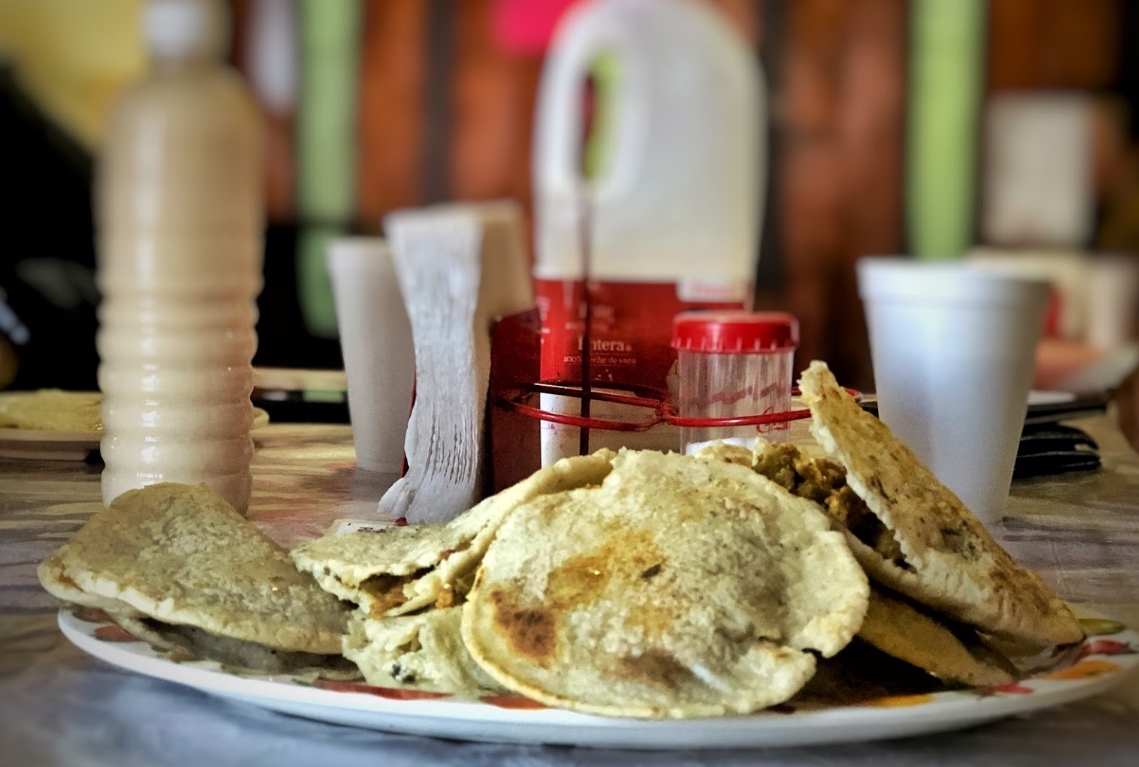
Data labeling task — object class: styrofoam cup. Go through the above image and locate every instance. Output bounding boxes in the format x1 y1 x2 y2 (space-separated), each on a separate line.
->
857 257 1051 527
326 238 415 472
1086 253 1139 350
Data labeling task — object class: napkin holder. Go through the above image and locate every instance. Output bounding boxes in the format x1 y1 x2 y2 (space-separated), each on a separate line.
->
486 308 543 494
485 308 860 497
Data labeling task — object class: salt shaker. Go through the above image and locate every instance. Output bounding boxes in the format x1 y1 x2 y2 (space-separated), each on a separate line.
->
671 311 799 454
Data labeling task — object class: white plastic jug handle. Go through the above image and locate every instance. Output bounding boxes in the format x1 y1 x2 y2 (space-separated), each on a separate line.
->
534 11 648 203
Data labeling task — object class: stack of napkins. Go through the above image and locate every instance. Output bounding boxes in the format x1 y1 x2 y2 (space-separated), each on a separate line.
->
378 201 534 523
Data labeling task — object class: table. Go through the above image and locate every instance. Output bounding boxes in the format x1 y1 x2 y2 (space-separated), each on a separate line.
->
2 419 1138 766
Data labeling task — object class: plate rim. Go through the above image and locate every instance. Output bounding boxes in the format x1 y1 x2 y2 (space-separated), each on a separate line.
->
56 607 1139 749
0 408 270 447
0 427 102 444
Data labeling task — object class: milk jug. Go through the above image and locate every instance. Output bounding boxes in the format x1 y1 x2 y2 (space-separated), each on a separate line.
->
96 0 264 512
532 0 764 462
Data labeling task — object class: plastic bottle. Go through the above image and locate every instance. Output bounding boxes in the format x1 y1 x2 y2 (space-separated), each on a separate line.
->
534 0 762 289
96 0 263 513
532 0 764 463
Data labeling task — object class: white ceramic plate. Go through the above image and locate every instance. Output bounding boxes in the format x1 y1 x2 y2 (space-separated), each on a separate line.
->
1026 391 1077 406
0 428 103 461
59 608 1139 750
0 408 270 461
860 391 1081 409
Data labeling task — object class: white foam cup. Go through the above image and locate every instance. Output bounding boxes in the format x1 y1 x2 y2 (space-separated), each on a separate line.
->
857 257 1051 526
326 237 415 472
1086 253 1139 350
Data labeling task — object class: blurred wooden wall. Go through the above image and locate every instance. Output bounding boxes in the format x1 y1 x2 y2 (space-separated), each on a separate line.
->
235 0 761 232
987 0 1120 91
356 0 427 227
773 0 906 391
230 0 1127 379
984 0 1123 253
441 0 758 259
772 0 1123 390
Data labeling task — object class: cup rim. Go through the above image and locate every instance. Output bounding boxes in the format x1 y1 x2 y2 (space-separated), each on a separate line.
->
857 256 1052 305
325 237 393 271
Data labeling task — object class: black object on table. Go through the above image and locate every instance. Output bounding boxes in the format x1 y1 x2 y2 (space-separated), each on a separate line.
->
859 391 1111 480
252 393 350 424
1014 423 1101 479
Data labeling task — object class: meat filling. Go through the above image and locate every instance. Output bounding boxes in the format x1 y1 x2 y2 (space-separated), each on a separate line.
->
360 569 429 617
751 442 905 566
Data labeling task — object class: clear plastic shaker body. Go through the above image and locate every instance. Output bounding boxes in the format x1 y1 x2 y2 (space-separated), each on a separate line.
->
671 312 799 455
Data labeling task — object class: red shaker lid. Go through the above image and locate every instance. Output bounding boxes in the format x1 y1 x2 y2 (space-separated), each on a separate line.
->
671 311 799 354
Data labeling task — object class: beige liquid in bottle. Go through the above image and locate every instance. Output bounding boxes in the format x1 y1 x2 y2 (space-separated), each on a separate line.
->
96 0 263 513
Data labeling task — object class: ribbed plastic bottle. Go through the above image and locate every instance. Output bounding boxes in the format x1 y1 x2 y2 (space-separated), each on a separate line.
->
96 0 263 513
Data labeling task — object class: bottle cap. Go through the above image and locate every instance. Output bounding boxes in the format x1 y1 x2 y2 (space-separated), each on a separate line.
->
671 311 799 354
144 0 229 60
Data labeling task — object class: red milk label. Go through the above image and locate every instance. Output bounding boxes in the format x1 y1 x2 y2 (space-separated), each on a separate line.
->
535 278 748 395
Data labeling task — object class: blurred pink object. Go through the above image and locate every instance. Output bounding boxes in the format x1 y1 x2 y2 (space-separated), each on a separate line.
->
1033 339 1108 390
492 0 581 54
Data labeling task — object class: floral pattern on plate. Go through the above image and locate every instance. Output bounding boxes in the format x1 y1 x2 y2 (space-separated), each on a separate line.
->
70 606 1139 715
